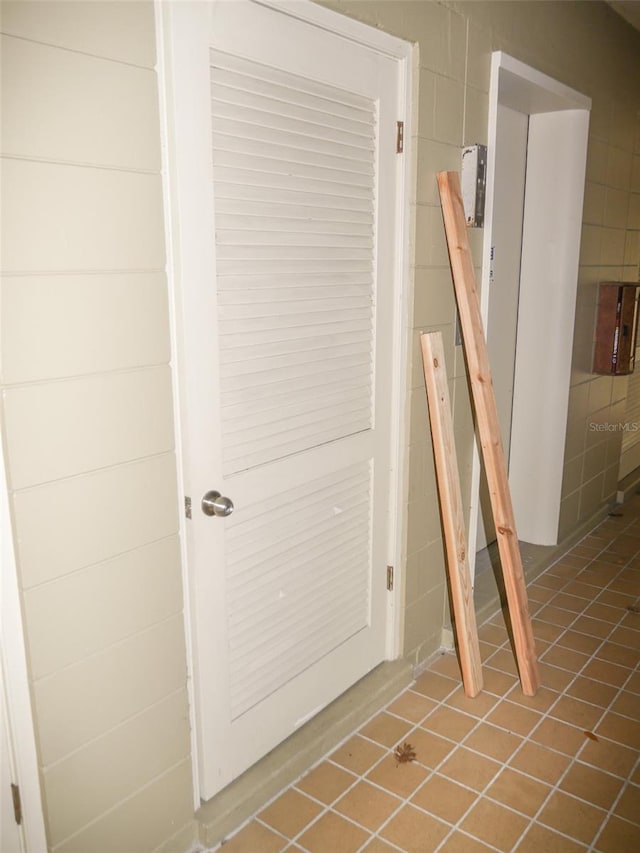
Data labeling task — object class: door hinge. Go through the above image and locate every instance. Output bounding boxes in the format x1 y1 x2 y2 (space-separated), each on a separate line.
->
184 496 192 519
386 565 394 591
11 783 22 825
396 121 404 154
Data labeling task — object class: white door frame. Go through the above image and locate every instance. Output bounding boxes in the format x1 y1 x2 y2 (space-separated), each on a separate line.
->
0 450 48 851
156 0 414 802
469 52 591 571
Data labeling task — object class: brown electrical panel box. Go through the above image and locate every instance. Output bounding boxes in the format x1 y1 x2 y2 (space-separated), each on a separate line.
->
593 282 640 375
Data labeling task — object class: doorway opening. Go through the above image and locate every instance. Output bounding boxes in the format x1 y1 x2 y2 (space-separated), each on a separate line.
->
470 52 591 578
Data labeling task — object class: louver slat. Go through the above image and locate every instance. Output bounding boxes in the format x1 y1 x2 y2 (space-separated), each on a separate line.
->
211 49 377 477
224 461 373 719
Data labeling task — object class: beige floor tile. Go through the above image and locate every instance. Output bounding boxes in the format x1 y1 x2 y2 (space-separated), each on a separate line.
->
559 761 624 810
379 804 449 852
295 761 356 805
409 727 456 768
596 711 640 749
592 813 640 852
625 671 640 694
412 671 458 702
608 625 640 648
485 648 519 676
566 676 618 707
515 822 587 852
438 831 495 852
527 584 557 604
579 734 638 778
509 741 571 785
365 754 430 799
546 561 581 579
421 705 477 741
486 767 551 817
552 593 592 613
595 641 639 668
549 694 604 730
221 820 287 852
584 602 626 623
359 712 414 748
610 691 640 720
537 661 575 691
460 797 528 851
531 619 566 643
463 722 522 762
439 746 501 791
531 716 588 756
334 780 401 832
556 629 602 655
487 700 541 736
386 690 435 724
596 589 637 609
329 735 386 776
360 839 398 852
258 789 322 839
411 773 477 823
482 667 519 697
536 604 578 628
613 783 640 824
479 640 499 661
571 615 615 639
541 644 590 671
429 652 462 680
506 685 560 713
582 658 631 687
477 622 509 646
445 687 499 718
535 573 567 591
538 790 606 845
297 811 369 853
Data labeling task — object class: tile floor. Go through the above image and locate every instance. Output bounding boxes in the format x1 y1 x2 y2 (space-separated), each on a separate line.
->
213 499 640 852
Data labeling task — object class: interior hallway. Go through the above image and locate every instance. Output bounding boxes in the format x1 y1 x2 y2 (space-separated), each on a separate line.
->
210 496 640 852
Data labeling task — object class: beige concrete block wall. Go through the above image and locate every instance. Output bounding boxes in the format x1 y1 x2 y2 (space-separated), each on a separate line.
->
0 2 194 850
321 0 640 665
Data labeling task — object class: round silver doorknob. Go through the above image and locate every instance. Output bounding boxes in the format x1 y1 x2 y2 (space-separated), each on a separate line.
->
201 490 234 517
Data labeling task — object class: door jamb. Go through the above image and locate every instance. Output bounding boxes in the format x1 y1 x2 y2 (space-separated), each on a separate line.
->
0 447 48 851
469 52 591 575
156 0 414 802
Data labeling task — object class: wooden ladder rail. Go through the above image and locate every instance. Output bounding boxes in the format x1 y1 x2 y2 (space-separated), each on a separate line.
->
436 170 540 696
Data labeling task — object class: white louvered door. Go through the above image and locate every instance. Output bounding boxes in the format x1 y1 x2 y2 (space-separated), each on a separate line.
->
166 0 404 798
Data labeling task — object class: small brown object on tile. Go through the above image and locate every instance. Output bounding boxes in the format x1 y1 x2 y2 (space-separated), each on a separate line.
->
393 742 417 765
584 731 599 742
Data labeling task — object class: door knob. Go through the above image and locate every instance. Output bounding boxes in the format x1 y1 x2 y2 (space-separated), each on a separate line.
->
201 490 234 517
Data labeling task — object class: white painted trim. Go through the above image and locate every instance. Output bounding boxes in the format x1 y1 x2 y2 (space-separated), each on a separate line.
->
0 452 47 851
154 0 200 809
509 107 590 545
470 52 591 572
385 47 414 661
254 0 413 57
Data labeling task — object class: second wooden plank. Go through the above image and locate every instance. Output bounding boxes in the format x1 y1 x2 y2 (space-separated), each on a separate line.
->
421 331 483 698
